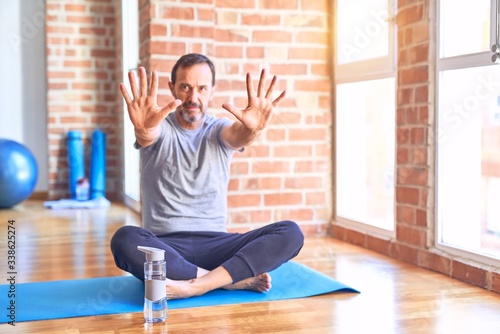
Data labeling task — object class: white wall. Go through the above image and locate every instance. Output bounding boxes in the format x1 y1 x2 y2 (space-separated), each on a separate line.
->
0 0 48 192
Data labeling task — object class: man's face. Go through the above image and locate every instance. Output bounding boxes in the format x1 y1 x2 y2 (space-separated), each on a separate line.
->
169 63 216 126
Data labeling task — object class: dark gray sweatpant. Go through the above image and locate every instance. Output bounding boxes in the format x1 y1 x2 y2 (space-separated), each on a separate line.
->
110 220 304 283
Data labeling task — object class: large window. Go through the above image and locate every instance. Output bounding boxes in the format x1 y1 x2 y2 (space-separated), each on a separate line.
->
334 0 397 233
437 0 500 261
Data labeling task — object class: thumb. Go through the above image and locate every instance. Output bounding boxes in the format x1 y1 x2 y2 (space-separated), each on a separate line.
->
160 99 182 117
222 103 243 121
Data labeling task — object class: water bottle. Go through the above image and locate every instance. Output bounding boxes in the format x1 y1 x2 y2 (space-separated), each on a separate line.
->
137 246 167 323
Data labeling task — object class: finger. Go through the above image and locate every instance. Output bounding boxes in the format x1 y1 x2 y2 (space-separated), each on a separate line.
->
257 69 266 97
265 75 277 99
222 103 243 122
149 70 158 99
246 72 255 101
128 71 139 98
119 83 133 105
271 90 286 107
139 67 148 97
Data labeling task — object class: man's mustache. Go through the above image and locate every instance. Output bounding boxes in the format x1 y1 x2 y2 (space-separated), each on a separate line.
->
182 102 202 109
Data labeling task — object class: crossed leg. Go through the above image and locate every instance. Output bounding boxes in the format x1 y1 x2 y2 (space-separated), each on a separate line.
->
110 221 303 300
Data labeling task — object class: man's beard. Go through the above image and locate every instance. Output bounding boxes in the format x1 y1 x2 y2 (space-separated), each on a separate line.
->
179 102 205 123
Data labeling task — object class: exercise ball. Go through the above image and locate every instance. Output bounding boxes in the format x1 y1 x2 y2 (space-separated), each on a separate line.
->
0 139 38 208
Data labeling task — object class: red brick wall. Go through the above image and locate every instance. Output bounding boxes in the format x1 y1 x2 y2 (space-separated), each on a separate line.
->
330 0 500 294
139 0 332 234
45 0 121 200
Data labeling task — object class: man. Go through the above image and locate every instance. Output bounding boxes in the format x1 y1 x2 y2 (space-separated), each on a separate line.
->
111 53 304 299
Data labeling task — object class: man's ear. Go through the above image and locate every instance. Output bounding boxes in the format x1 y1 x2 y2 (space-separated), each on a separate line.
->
168 81 176 98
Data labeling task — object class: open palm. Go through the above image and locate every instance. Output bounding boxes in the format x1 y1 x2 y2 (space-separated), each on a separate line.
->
120 67 181 132
222 69 286 132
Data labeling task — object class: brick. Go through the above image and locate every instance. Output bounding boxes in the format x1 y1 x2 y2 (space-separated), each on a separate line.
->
366 235 391 256
305 192 326 205
270 64 308 75
343 228 366 247
408 147 427 165
414 85 428 105
161 6 195 20
410 127 425 144
247 46 265 58
252 161 291 174
451 261 488 288
397 166 428 187
396 224 426 247
400 65 428 85
252 30 292 43
397 147 409 164
391 242 418 264
289 128 327 141
289 47 328 60
67 16 95 24
63 60 92 68
397 128 410 144
264 192 302 206
250 210 273 223
276 208 314 221
418 250 451 275
228 194 261 207
294 160 329 173
259 0 298 10
65 4 86 12
241 14 280 26
242 177 281 190
492 272 500 294
216 29 250 42
294 79 331 92
301 0 328 12
397 205 416 225
238 145 270 158
397 4 424 26
284 176 322 189
396 186 420 205
216 0 256 9
274 145 313 158
284 14 325 28
198 8 215 21
214 45 244 58
416 209 427 227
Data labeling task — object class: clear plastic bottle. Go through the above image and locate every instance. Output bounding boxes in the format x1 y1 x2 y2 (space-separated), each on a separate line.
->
138 246 167 323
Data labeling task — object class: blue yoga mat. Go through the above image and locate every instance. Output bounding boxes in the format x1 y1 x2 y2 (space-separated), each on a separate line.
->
0 261 358 323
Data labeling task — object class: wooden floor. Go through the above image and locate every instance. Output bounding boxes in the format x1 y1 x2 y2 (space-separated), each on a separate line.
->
1 201 500 333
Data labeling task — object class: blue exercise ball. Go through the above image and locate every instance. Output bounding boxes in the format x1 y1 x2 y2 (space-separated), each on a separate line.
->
0 139 38 208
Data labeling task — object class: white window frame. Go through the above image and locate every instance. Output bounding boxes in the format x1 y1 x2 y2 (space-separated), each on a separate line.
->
333 0 398 237
435 0 500 266
122 0 141 213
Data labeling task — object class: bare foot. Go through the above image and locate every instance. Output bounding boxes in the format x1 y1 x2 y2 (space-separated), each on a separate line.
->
222 273 272 293
165 278 203 300
165 273 272 299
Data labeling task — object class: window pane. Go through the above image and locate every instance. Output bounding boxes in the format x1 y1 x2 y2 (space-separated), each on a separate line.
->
336 78 395 230
439 0 490 58
437 65 500 258
336 0 390 64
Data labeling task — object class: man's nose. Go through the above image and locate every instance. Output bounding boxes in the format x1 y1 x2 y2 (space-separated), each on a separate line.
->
186 89 200 103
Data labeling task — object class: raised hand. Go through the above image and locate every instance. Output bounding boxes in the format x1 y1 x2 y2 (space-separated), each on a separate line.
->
222 69 286 133
120 67 181 142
